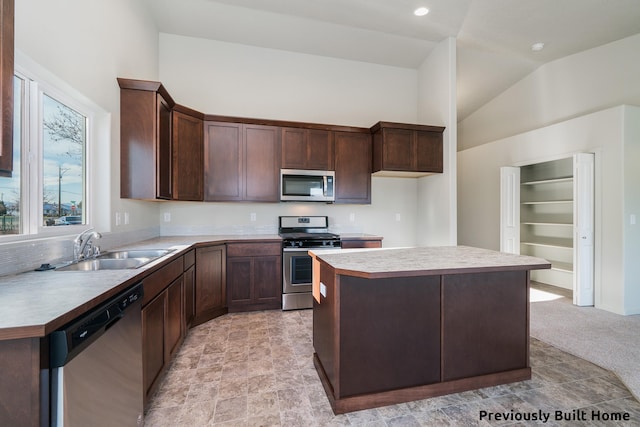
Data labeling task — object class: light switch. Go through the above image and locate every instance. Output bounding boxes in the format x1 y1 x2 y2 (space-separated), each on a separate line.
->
631 214 636 225
320 282 327 298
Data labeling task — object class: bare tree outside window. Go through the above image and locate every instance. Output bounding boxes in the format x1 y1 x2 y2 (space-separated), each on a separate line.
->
42 95 87 227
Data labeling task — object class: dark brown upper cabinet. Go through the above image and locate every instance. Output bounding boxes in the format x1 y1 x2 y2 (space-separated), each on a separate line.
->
371 121 445 177
334 131 372 204
172 105 204 201
281 127 333 171
204 121 280 202
0 0 14 177
118 78 175 200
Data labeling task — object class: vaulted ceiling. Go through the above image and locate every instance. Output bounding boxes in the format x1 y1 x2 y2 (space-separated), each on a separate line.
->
142 0 640 120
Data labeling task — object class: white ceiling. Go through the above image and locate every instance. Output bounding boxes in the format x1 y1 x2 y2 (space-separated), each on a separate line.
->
142 0 640 120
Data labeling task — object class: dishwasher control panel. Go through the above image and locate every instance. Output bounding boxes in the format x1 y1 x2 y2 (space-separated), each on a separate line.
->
49 282 143 367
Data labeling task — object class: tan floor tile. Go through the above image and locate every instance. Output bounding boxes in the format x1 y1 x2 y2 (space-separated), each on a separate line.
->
145 311 640 427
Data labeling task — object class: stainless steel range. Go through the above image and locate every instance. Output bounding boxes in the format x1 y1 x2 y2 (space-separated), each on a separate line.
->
279 216 341 310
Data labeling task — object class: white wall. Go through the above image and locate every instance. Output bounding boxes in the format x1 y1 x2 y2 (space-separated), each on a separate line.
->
159 34 418 127
458 106 640 315
157 33 444 247
416 37 457 246
459 34 640 151
623 107 640 314
15 0 161 235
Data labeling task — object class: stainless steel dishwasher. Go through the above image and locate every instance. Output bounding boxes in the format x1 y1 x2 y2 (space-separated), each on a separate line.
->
49 282 144 426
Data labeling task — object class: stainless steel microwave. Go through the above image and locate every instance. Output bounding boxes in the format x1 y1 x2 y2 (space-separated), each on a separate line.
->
280 169 335 202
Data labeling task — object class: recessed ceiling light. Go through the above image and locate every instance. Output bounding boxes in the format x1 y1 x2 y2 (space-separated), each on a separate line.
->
531 42 545 51
414 7 429 16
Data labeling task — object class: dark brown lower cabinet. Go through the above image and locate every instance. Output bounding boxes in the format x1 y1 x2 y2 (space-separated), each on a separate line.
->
183 251 196 330
340 239 382 249
183 265 196 335
0 338 44 427
226 242 282 312
165 277 184 359
141 257 184 407
194 245 227 325
142 291 166 405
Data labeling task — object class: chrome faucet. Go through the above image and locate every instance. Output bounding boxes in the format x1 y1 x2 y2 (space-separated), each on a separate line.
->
74 228 102 262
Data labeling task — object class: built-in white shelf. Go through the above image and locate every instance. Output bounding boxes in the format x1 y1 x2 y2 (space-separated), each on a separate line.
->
521 200 573 205
519 157 575 290
522 222 573 226
551 262 573 273
521 177 573 186
521 239 572 249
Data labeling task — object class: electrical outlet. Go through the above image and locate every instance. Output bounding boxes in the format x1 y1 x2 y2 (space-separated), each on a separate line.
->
124 212 130 225
115 212 121 226
395 213 401 222
163 212 171 222
250 212 257 222
349 213 355 222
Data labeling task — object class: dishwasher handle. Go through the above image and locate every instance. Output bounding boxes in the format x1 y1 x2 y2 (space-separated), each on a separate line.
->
50 282 143 368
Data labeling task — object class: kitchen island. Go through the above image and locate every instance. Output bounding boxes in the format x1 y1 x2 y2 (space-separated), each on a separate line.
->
309 246 551 414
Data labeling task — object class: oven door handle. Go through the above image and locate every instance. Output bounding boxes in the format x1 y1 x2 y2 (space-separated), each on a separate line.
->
282 248 311 253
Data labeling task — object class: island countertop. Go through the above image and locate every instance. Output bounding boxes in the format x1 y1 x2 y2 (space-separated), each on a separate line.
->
309 245 551 279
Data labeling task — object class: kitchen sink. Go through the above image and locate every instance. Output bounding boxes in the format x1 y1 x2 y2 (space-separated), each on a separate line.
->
56 258 150 271
56 249 175 271
98 249 174 259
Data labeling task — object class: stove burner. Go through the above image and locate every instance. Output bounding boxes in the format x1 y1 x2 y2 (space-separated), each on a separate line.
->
278 216 341 249
279 232 339 240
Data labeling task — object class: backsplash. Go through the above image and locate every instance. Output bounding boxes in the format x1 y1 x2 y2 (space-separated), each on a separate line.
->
0 227 159 277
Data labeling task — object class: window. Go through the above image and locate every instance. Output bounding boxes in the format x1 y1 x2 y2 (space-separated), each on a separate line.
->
0 68 90 237
41 94 87 228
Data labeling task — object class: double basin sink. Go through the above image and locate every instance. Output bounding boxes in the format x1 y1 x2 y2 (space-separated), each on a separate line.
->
56 249 175 271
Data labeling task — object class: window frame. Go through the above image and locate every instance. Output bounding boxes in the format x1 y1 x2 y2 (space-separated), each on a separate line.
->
0 60 97 241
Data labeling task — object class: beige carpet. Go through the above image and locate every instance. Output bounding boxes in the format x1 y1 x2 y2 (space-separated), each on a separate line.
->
530 283 640 400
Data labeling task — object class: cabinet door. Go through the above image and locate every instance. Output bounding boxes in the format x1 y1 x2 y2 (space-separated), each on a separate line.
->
172 110 203 201
334 132 372 204
194 245 227 325
416 131 443 173
184 264 195 329
244 124 280 201
227 255 282 311
307 130 333 170
204 122 243 201
253 255 281 304
156 94 173 199
227 257 252 306
0 0 13 177
142 292 166 401
165 276 184 361
381 128 414 171
281 128 307 169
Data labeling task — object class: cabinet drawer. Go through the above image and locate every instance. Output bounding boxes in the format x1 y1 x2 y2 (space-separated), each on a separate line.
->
226 242 281 257
183 249 195 270
341 239 382 249
143 257 184 306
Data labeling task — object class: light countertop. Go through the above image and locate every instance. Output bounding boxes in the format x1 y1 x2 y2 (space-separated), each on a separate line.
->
0 234 281 340
310 245 551 279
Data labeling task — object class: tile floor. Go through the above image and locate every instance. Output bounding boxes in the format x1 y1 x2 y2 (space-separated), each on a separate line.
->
144 309 640 426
